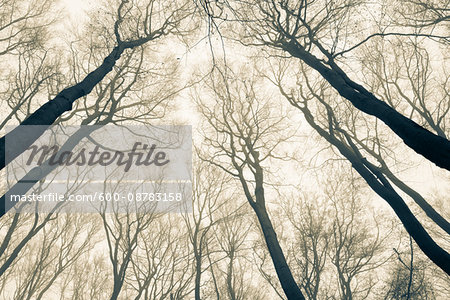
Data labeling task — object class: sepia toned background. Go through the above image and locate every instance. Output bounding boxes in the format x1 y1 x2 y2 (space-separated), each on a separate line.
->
0 0 449 299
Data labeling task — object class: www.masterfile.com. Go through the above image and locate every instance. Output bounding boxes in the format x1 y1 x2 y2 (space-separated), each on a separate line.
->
8 192 184 202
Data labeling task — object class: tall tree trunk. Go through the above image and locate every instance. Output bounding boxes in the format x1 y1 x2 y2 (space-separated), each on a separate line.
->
282 40 450 171
251 200 305 300
297 105 450 275
0 46 124 171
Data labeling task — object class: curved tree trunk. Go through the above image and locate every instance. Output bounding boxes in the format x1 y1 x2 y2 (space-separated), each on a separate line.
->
296 104 450 275
0 46 124 171
282 40 450 171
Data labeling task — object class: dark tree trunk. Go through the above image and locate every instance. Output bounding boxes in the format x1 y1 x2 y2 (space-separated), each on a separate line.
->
297 106 450 275
247 178 305 300
252 203 305 299
282 40 450 171
0 46 125 171
194 248 202 300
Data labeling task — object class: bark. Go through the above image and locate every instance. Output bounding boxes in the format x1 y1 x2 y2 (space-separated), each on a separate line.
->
347 132 450 235
281 40 450 171
244 167 304 299
251 200 305 300
0 46 124 171
110 285 123 300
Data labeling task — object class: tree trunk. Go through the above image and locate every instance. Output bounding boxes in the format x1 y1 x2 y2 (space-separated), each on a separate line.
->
385 169 450 235
295 105 450 275
0 46 124 171
282 40 450 171
252 201 305 300
194 251 202 300
1 126 98 216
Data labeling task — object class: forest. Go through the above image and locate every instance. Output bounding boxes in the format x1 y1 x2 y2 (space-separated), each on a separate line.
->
0 0 449 299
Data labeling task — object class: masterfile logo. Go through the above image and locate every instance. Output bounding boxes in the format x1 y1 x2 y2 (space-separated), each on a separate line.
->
26 142 170 172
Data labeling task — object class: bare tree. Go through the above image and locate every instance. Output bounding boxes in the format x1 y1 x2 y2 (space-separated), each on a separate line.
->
196 64 305 299
0 47 63 130
208 197 259 300
200 0 450 167
268 56 450 275
100 196 160 300
274 166 391 300
0 0 194 171
395 0 450 28
62 254 112 300
278 190 330 300
0 0 56 57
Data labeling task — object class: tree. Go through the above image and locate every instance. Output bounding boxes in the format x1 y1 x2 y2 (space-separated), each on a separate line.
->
197 0 450 275
100 205 158 300
212 0 450 170
183 158 231 300
267 56 450 274
0 0 194 171
125 214 194 299
196 64 305 299
325 173 387 300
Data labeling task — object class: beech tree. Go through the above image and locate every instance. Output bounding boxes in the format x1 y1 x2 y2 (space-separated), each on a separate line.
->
383 236 436 300
183 158 231 300
196 64 305 299
0 0 186 216
0 0 194 171
241 0 450 170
